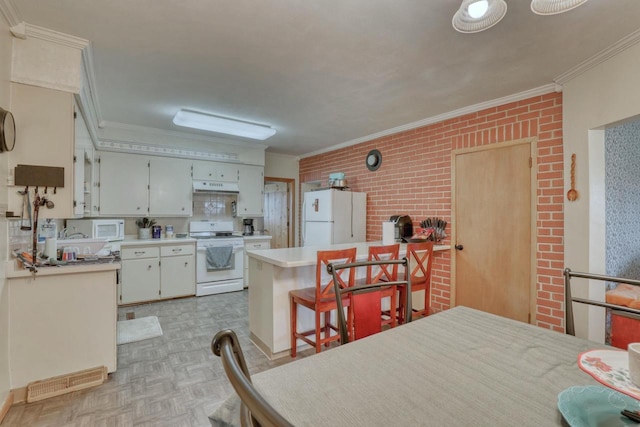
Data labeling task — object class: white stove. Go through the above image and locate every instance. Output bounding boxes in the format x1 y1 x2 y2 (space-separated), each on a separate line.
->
190 221 244 296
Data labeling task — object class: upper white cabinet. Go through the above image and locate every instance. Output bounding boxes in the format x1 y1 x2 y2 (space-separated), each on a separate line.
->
8 83 75 218
97 152 193 216
98 152 150 216
237 164 264 217
192 160 238 182
149 157 192 216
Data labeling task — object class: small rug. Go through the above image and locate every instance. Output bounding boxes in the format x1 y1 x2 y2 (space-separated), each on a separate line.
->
117 316 163 345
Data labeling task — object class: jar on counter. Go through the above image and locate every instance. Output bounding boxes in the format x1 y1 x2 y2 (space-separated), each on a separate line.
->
165 225 174 238
152 225 162 239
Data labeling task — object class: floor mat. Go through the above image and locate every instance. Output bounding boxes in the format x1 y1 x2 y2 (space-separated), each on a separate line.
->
117 316 163 345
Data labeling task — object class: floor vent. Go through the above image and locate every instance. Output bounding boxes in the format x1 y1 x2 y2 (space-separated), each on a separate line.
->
26 366 107 403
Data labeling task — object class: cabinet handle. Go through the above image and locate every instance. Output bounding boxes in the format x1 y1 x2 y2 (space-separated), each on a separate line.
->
254 244 262 248
137 206 141 210
172 248 182 253
147 265 152 270
184 262 188 267
134 251 146 255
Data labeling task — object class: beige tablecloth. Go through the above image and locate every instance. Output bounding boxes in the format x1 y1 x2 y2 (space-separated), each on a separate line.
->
210 306 606 426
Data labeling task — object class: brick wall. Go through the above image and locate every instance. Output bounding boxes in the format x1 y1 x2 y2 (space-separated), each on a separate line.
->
299 92 565 330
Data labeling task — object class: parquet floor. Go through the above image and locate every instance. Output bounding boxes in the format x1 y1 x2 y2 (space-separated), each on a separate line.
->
3 290 307 427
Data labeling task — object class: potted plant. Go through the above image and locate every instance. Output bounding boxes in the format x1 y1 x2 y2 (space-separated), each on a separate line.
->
136 217 156 239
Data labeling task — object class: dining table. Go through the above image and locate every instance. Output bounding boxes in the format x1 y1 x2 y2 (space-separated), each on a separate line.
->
210 306 611 426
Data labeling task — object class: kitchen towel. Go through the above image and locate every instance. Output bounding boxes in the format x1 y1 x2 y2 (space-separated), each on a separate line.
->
382 221 395 245
206 246 233 270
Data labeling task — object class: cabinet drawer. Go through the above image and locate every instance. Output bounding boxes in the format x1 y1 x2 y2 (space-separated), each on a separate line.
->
161 245 194 257
121 247 160 260
245 241 270 250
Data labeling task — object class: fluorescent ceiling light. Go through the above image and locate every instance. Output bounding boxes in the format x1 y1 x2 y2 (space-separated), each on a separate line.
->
452 0 507 33
173 109 276 140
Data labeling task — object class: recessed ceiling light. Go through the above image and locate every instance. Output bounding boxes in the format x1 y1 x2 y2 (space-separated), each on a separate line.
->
452 0 507 33
173 109 276 140
531 0 589 15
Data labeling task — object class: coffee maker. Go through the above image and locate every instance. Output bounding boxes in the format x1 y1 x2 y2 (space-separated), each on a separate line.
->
243 219 254 236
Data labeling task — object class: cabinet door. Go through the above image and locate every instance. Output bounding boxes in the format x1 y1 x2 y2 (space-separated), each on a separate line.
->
243 239 271 287
73 147 85 217
237 165 264 217
161 254 195 298
192 160 238 182
98 152 149 216
149 157 193 216
120 257 160 304
8 83 75 218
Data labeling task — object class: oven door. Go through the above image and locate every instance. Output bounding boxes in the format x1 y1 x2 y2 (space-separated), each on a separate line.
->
196 243 244 283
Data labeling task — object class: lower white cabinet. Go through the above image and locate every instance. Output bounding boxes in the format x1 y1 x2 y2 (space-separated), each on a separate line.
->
160 244 196 298
243 237 271 288
120 246 160 304
119 242 195 305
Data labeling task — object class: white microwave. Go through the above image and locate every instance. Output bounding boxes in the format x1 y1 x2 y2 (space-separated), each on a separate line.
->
65 219 125 241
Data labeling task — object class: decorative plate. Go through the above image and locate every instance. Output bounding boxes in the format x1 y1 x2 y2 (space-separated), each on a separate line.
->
558 385 640 427
578 349 640 400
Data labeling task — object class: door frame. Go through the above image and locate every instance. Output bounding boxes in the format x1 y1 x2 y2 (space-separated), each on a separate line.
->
450 137 538 324
264 176 295 248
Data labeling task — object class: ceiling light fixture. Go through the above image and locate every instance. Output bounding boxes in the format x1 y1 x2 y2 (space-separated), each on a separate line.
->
173 109 276 140
530 0 589 15
452 0 507 33
453 0 589 33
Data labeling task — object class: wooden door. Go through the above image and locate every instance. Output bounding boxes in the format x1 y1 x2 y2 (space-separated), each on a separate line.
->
453 141 533 323
264 180 293 248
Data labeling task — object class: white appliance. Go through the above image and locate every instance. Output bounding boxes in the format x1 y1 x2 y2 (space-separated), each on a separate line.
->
303 189 366 246
65 219 125 241
190 220 244 296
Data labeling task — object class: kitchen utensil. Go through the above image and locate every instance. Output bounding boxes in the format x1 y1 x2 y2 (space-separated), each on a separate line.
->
567 153 578 201
18 188 31 230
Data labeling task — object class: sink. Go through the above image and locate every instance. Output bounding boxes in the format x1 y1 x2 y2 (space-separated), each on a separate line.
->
56 238 108 255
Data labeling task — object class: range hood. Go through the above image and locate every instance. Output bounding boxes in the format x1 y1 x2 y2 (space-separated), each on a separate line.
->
193 181 240 194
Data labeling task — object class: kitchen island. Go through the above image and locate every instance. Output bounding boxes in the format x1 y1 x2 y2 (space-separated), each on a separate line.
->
246 241 449 359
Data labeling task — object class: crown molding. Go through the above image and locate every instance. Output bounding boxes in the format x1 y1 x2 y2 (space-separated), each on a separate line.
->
95 139 242 162
555 28 640 86
21 23 88 49
300 83 556 159
0 0 21 27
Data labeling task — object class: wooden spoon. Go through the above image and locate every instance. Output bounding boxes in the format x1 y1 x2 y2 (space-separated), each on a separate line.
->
567 153 578 201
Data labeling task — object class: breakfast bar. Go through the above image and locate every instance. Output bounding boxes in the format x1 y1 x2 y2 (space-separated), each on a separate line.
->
246 241 449 358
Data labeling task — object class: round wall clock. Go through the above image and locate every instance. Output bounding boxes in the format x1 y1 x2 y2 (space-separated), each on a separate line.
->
365 149 382 171
0 108 15 152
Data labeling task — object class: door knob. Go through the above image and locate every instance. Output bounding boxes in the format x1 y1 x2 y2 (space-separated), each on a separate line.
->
455 244 464 251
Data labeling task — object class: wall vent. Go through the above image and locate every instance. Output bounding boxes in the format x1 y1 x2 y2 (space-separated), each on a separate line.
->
26 366 107 403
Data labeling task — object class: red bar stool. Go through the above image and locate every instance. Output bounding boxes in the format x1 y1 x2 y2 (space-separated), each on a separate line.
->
288 248 357 357
367 244 400 328
398 241 434 323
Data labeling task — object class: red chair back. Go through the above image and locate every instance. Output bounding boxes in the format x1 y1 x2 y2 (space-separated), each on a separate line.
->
406 241 434 285
316 248 357 301
367 244 400 283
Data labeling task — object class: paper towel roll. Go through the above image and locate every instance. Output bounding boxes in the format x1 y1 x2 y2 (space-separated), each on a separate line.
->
382 222 395 245
44 237 57 259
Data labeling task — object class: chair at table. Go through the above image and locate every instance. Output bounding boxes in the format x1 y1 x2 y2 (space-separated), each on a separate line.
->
367 244 400 328
398 241 434 323
329 258 412 344
289 248 357 357
211 329 294 427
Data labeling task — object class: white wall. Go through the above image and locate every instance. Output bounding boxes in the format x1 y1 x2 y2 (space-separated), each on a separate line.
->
563 41 640 341
264 152 299 245
0 12 14 407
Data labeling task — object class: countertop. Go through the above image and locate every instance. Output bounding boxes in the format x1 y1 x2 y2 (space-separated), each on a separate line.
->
6 259 120 278
243 235 272 241
118 236 196 247
246 241 450 268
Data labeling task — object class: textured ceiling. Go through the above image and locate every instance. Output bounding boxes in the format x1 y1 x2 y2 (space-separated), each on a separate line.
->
10 0 640 156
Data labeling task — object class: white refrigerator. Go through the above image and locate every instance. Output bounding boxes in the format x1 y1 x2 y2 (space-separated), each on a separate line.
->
303 189 366 246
